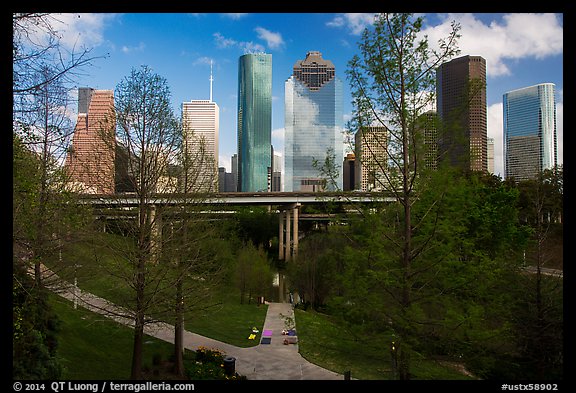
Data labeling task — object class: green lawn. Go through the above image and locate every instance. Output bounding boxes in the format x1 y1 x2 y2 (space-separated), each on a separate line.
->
48 231 474 380
48 231 268 348
182 290 268 347
295 308 474 380
51 293 174 380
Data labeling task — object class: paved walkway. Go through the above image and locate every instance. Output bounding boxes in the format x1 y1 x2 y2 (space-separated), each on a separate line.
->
40 265 344 380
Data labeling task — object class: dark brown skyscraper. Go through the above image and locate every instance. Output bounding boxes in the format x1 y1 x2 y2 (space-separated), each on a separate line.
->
436 55 487 172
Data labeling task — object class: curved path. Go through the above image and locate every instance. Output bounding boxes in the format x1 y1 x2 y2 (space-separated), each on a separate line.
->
40 265 343 380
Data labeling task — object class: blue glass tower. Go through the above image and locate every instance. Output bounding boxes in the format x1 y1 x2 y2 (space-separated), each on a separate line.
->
503 83 557 181
237 53 272 192
284 51 343 191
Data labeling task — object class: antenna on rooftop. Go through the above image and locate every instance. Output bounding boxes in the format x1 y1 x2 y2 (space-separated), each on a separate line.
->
209 59 214 102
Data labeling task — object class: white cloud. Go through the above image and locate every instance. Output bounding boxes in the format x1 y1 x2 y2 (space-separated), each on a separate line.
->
326 13 377 35
222 13 249 20
121 42 145 54
255 27 284 50
219 155 231 172
193 56 214 66
272 127 285 143
213 32 265 53
213 32 237 49
421 13 563 77
52 13 117 51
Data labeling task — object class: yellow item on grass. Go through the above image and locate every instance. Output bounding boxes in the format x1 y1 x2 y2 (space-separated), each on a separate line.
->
248 334 256 340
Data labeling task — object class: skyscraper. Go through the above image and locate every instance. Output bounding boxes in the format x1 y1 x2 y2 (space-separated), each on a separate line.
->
343 152 356 191
487 137 495 174
503 83 557 181
271 146 282 192
436 55 487 172
65 88 115 194
284 51 344 191
181 99 219 192
237 53 272 192
355 126 387 191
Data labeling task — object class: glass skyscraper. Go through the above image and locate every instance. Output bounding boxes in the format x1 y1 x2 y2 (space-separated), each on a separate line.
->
237 53 272 192
503 83 557 181
284 51 344 191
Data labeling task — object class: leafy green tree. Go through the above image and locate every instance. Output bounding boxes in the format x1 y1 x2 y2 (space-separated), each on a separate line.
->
346 13 461 379
13 136 63 379
510 167 563 379
287 231 348 309
13 69 90 379
13 262 62 379
12 13 102 380
516 165 563 226
234 242 273 304
333 167 530 379
233 207 278 252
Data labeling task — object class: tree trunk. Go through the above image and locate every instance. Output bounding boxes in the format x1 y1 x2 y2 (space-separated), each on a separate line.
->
131 218 147 380
399 347 410 380
174 280 184 377
130 312 145 379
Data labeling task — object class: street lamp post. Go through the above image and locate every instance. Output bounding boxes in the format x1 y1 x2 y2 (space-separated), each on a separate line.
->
74 263 82 309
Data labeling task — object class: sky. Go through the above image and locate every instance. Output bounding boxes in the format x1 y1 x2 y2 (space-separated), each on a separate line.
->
49 12 563 179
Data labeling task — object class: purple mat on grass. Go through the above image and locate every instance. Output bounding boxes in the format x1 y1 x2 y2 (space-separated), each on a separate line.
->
262 329 273 336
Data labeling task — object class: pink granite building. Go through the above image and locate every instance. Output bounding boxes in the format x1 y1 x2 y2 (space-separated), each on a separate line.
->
65 88 116 194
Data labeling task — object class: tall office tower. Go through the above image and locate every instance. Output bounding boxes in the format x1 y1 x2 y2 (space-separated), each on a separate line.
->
181 99 219 192
237 53 272 192
284 51 344 191
503 83 557 181
415 110 439 171
343 152 356 191
65 88 115 194
271 146 282 192
231 154 238 192
487 137 495 174
355 126 387 192
436 55 488 172
218 167 236 192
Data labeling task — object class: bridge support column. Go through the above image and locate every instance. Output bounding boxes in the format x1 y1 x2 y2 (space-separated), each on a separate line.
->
285 208 291 261
277 204 300 303
278 211 285 260
293 204 299 258
278 203 301 262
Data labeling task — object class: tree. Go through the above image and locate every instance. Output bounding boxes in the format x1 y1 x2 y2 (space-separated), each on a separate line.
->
13 13 105 117
287 231 348 309
333 168 530 378
85 65 226 378
510 167 563 379
162 215 229 376
346 13 461 379
14 64 83 287
111 65 182 379
13 136 64 379
12 12 102 380
234 242 273 305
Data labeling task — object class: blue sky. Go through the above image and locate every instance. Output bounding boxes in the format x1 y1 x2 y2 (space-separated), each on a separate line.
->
52 12 563 178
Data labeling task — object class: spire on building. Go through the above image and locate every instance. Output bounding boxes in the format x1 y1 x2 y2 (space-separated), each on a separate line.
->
209 59 214 102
